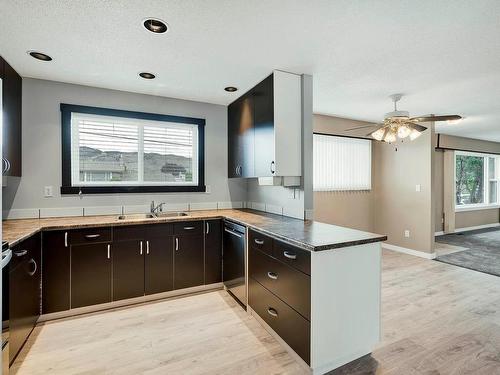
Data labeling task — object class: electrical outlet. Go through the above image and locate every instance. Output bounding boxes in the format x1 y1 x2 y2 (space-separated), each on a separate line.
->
404 230 410 238
44 186 53 197
415 184 421 192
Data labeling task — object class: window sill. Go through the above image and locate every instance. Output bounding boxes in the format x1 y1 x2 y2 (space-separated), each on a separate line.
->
455 204 500 213
61 185 206 194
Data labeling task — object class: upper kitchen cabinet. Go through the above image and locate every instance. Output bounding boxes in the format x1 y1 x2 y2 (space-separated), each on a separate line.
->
227 93 255 178
1 56 22 177
228 70 302 179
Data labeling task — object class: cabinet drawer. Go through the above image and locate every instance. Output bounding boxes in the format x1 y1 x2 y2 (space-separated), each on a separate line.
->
146 223 173 238
249 278 310 365
174 221 203 236
248 229 273 255
249 247 310 320
273 240 311 276
68 227 111 245
113 225 145 241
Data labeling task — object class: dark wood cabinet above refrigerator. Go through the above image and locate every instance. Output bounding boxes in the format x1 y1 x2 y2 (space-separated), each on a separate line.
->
227 71 302 180
1 55 22 177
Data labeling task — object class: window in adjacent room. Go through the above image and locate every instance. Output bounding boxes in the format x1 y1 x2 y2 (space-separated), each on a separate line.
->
313 134 372 191
60 104 205 194
455 151 500 209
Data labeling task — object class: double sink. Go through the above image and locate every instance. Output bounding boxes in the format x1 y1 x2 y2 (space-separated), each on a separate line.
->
117 212 189 220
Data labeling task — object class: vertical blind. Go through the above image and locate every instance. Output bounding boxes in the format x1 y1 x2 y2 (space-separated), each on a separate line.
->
313 134 371 191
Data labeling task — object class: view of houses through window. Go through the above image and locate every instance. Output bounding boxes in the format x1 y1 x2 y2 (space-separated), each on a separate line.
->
71 113 198 187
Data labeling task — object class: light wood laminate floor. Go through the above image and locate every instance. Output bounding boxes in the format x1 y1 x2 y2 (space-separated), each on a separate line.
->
12 250 500 375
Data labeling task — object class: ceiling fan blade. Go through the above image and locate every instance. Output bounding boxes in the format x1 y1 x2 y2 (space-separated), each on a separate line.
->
365 125 386 137
410 115 462 122
343 125 379 132
406 122 427 132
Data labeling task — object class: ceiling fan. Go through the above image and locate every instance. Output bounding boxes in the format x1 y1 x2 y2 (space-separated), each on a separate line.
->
345 94 462 143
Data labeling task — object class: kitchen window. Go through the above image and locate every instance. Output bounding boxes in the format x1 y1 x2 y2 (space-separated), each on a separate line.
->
313 134 372 191
61 104 205 194
455 151 500 210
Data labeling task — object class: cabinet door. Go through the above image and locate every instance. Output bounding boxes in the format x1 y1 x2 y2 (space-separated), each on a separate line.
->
145 237 173 295
174 235 204 290
71 243 111 308
9 233 41 364
42 231 70 313
204 220 222 284
227 93 255 178
253 74 275 177
2 58 22 177
113 240 145 301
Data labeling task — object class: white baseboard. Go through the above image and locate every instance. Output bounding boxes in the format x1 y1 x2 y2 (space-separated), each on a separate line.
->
435 231 445 236
454 222 500 233
382 243 436 260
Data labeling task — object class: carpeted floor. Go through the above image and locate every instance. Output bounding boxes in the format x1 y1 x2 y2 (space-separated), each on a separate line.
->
435 227 500 277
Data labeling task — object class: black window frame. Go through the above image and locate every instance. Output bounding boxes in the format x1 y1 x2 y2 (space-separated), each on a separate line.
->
60 103 205 194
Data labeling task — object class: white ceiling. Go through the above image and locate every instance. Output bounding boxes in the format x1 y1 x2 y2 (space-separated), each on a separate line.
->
1 0 500 141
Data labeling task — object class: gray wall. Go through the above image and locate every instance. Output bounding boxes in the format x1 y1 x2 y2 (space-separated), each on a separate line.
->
3 78 246 216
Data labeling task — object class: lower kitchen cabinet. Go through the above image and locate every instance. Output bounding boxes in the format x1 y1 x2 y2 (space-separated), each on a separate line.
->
112 239 145 301
204 219 222 284
9 232 41 364
174 234 204 290
42 231 70 314
71 242 112 308
145 237 174 295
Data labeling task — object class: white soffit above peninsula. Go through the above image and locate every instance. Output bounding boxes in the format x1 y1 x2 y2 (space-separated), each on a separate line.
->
1 0 500 141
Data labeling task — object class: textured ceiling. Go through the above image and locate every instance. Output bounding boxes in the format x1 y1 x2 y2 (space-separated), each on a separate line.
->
1 0 500 141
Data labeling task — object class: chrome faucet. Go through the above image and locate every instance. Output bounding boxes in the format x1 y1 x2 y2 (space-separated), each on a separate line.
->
150 201 165 214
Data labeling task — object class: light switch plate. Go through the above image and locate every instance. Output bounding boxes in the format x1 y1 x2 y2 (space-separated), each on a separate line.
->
44 186 53 197
205 185 211 194
415 184 421 192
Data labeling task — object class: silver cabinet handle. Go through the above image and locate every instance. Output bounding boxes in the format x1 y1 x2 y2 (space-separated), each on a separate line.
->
85 234 101 239
146 240 149 255
28 259 37 276
175 237 179 251
65 232 68 247
283 251 297 260
183 226 195 230
107 244 111 259
14 250 27 257
224 228 242 238
140 241 143 255
267 308 278 318
267 272 278 280
270 160 275 174
254 239 264 245
206 222 210 234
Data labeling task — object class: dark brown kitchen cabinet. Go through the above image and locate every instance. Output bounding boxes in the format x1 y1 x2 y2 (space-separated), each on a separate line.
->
253 74 275 177
112 239 145 301
227 92 255 178
42 231 70 314
145 224 174 295
204 219 222 284
9 233 41 364
71 242 112 308
174 230 204 290
2 56 22 177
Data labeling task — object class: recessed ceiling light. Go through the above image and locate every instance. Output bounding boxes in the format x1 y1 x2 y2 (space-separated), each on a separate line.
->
27 51 52 61
143 18 168 34
224 86 238 92
139 72 156 79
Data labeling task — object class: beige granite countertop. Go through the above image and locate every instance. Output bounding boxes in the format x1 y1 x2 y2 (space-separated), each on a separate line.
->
3 209 386 251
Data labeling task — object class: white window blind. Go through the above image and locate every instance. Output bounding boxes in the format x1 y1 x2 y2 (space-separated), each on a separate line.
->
313 134 371 191
70 113 198 186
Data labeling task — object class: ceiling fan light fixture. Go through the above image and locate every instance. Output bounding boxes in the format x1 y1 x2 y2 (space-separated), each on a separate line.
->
371 128 385 141
397 125 411 139
384 130 397 143
409 129 422 141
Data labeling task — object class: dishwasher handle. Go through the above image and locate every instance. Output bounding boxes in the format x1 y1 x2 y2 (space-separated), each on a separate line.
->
224 227 243 238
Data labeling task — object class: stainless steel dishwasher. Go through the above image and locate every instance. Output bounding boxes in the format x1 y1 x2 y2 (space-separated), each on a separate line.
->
222 220 246 308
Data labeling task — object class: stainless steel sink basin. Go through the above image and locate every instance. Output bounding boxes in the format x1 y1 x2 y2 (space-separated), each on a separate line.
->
117 213 156 220
154 212 189 218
